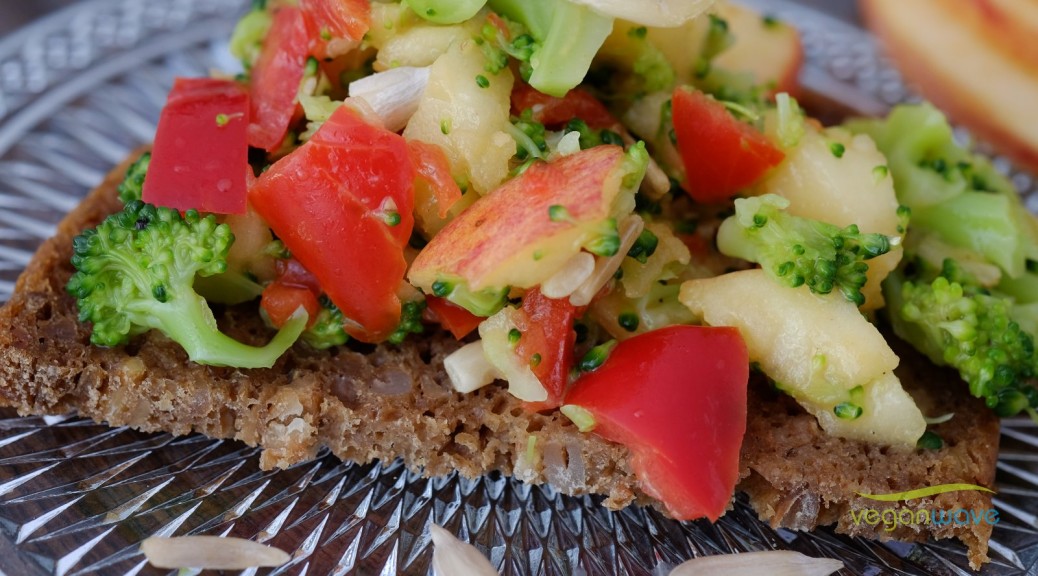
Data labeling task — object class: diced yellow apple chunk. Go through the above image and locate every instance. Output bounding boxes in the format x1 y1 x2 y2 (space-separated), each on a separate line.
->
713 2 803 95
680 269 924 447
479 307 547 402
403 41 515 195
814 372 927 447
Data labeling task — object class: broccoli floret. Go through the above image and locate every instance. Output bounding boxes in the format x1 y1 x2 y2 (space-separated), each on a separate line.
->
388 299 428 344
884 266 1038 418
717 194 894 306
848 104 1016 208
67 200 307 368
117 152 150 204
687 15 771 109
302 295 349 350
487 0 613 96
847 103 1032 277
476 15 537 76
304 291 426 350
857 104 1038 419
629 35 675 94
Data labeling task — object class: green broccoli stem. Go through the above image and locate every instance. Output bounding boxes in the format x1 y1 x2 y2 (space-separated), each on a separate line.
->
138 294 308 368
488 0 613 97
846 103 1032 278
488 0 554 39
998 270 1038 304
1015 302 1038 341
715 216 756 263
406 0 488 24
193 272 264 306
528 1 612 97
912 192 1028 278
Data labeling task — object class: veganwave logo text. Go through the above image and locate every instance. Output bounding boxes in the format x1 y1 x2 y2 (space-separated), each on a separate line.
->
848 483 998 532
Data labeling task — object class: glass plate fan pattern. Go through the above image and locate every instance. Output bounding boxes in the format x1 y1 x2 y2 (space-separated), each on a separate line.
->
0 1 1036 574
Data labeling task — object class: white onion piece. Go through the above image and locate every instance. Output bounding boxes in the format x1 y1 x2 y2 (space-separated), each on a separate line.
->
444 340 499 393
342 96 386 128
555 130 583 157
349 66 431 132
430 524 499 576
541 251 597 298
569 215 645 306
641 156 671 198
140 536 290 570
924 412 955 425
568 0 715 27
668 551 843 576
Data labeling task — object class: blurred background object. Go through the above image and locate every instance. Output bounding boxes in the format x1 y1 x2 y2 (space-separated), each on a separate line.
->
0 0 860 37
862 0 1038 174
0 1 79 36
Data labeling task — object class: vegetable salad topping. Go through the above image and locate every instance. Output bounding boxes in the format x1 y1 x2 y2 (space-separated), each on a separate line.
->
66 0 1038 520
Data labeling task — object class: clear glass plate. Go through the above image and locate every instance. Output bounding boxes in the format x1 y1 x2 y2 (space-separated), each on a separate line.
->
0 1 1036 575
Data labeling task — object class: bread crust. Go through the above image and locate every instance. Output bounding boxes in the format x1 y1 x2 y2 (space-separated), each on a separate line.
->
0 153 999 568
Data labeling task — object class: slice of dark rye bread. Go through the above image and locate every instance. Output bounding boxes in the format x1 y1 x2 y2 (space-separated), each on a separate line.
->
0 153 1000 569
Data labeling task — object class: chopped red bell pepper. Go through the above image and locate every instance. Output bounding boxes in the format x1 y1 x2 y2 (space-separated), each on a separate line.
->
672 86 784 204
274 257 323 294
299 0 371 60
249 105 415 343
426 296 483 340
248 6 308 152
514 288 581 411
511 82 617 130
143 77 250 214
407 140 462 218
564 325 749 521
261 283 320 328
260 258 322 328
